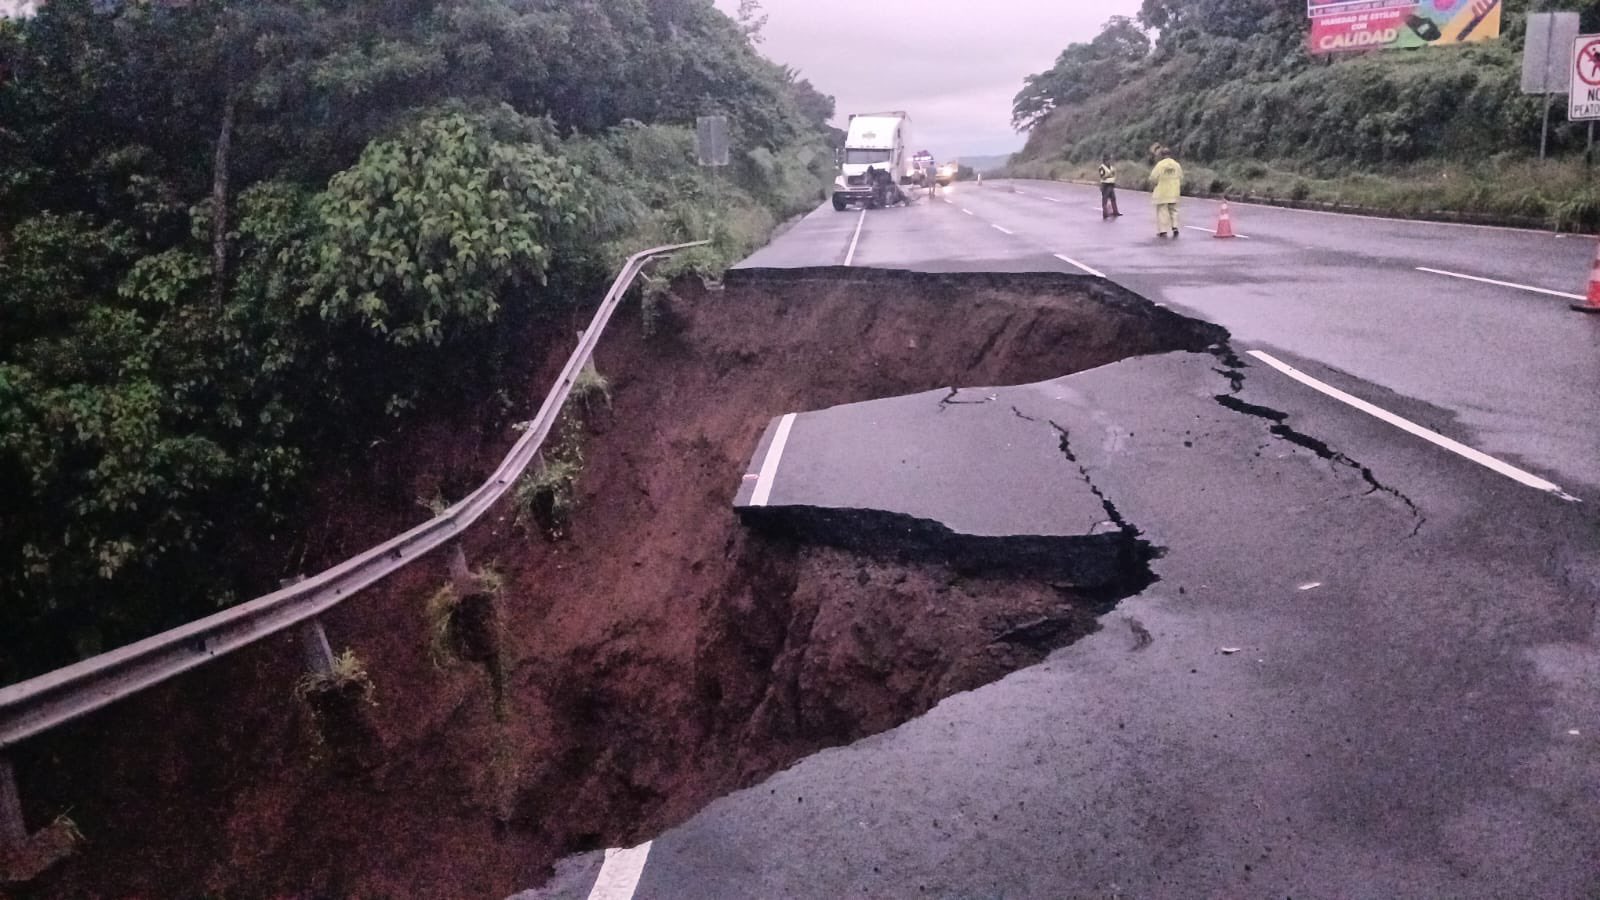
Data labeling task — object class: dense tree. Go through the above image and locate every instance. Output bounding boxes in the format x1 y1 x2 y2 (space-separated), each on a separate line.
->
1011 16 1150 130
0 0 834 681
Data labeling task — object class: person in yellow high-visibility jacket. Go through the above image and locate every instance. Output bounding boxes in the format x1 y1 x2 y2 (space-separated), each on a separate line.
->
1148 144 1183 239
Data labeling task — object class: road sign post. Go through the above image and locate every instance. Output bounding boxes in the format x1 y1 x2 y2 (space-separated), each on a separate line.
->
1523 12 1582 160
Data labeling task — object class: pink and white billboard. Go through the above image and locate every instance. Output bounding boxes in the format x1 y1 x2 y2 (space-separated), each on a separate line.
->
1308 0 1502 54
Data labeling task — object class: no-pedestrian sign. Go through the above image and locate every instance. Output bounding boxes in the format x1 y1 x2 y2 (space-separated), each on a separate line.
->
1572 36 1600 121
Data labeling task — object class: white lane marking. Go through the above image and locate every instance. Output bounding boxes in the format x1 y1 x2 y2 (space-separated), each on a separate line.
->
1185 225 1251 239
1415 267 1583 301
1043 196 1061 203
991 224 1015 235
961 208 975 216
750 413 797 507
844 209 866 267
1247 351 1579 503
942 196 953 204
588 842 653 900
1053 253 1105 278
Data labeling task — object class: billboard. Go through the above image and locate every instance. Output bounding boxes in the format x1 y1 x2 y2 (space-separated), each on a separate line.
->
1309 0 1502 55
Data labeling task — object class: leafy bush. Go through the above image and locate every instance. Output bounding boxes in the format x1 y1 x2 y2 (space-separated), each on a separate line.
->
310 109 592 347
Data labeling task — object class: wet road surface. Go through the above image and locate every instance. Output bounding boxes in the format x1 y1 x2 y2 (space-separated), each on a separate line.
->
515 187 1600 899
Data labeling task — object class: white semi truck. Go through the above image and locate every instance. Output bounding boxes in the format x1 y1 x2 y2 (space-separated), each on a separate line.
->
832 111 913 211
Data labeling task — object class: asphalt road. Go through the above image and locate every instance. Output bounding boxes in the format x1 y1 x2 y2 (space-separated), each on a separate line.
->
516 186 1600 899
746 181 1600 495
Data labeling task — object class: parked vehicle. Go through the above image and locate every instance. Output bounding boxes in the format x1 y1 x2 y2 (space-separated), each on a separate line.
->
832 111 913 211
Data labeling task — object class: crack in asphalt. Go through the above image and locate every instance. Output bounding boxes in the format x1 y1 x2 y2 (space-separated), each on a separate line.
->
1210 344 1425 537
938 386 993 410
1048 419 1143 541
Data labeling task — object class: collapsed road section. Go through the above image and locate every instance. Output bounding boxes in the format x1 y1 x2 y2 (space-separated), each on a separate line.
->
15 268 1222 899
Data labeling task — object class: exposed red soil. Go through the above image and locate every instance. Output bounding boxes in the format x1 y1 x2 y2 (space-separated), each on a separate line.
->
8 269 1217 899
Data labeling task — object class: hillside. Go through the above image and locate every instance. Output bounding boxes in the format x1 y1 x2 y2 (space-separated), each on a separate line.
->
0 0 836 684
1006 0 1600 228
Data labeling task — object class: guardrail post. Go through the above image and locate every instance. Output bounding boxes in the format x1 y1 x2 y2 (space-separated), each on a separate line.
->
0 753 25 850
447 542 473 593
281 575 336 677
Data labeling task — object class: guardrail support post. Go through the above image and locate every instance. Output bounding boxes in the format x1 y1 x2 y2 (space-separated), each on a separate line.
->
0 753 25 850
300 621 336 677
280 575 336 677
448 542 473 593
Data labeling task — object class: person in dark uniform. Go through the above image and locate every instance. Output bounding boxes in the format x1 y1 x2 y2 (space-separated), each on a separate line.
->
1098 153 1122 219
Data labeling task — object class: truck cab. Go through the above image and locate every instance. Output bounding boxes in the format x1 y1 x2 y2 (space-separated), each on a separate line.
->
832 112 913 211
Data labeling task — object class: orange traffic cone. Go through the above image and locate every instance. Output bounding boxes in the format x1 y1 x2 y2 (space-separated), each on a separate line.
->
1214 203 1237 239
1573 239 1600 314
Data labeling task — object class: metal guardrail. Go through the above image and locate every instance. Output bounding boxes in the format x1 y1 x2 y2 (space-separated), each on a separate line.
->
0 240 707 751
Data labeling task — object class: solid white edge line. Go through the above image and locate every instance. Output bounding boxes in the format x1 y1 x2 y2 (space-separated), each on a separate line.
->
843 209 866 267
750 413 797 507
991 224 1014 235
1247 351 1579 503
1053 253 1105 279
588 842 653 900
1415 267 1584 301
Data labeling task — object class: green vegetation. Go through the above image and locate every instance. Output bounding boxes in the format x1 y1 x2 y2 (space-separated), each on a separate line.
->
0 0 835 682
426 565 505 669
515 413 587 539
570 362 613 414
1008 1 1600 229
294 648 376 704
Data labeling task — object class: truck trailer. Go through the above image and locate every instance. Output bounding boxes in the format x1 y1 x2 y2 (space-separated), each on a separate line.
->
832 111 913 211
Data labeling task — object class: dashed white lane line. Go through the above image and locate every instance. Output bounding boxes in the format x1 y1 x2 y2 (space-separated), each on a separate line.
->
750 413 797 507
587 842 653 900
1247 351 1579 503
1185 225 1251 239
961 208 975 216
1042 196 1061 203
844 208 865 267
991 224 1015 235
1053 253 1105 278
1416 267 1584 301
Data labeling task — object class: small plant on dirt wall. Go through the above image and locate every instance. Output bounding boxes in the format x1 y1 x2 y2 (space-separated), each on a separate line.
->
570 362 612 414
0 813 85 883
293 648 381 763
426 566 505 668
294 649 376 705
424 564 509 718
515 412 585 539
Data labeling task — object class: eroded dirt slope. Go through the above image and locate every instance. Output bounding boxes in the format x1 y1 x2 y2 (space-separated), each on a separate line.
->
12 269 1222 898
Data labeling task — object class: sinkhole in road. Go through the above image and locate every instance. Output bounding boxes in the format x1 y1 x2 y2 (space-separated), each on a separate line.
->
18 267 1227 899
490 267 1228 889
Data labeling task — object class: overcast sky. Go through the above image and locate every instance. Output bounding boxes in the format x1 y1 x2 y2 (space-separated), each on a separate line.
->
713 0 1143 160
